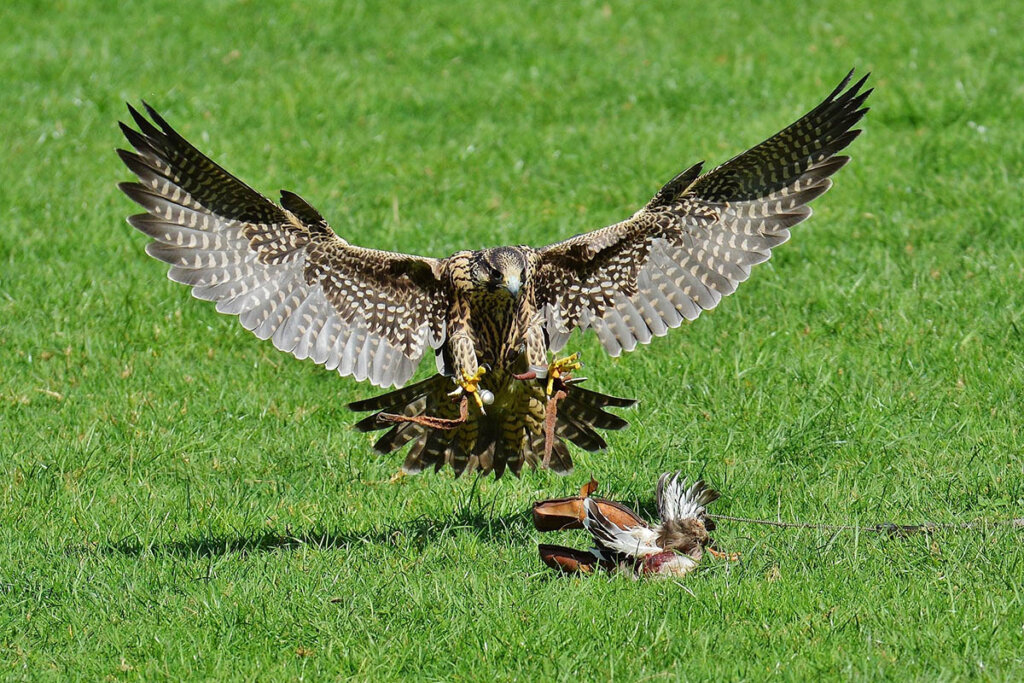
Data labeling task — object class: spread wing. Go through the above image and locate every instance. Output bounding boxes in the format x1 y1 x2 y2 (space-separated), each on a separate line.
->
582 498 661 558
118 104 447 388
534 70 871 355
656 473 720 524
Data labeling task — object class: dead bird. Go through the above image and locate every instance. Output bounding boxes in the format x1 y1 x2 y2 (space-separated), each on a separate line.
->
536 472 735 578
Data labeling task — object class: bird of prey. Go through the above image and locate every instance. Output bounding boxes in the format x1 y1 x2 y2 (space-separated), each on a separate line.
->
536 472 729 578
118 70 870 479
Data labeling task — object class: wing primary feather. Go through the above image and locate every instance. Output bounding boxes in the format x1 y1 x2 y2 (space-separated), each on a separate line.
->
533 71 869 354
118 103 445 388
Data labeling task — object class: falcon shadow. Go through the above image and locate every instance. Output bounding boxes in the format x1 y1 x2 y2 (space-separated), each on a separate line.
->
99 506 533 559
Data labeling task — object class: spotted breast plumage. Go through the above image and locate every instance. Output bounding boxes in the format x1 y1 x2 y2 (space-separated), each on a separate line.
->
118 70 870 478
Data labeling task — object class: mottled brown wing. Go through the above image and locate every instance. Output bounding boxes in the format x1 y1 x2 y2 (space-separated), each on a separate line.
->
118 104 446 388
535 71 870 355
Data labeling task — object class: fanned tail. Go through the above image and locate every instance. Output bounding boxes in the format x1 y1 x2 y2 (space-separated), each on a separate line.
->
348 374 636 479
348 375 462 474
552 385 636 453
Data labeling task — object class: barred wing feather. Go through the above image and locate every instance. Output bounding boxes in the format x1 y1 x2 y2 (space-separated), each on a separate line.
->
118 104 445 388
535 70 870 356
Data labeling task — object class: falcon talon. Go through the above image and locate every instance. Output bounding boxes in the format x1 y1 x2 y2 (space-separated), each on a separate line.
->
535 472 728 579
546 352 583 396
118 70 869 478
452 367 489 413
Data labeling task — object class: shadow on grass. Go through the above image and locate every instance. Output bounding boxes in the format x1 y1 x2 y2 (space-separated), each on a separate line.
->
95 505 534 559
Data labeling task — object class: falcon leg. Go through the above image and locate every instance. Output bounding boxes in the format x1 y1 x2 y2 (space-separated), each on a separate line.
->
545 352 582 397
448 366 493 413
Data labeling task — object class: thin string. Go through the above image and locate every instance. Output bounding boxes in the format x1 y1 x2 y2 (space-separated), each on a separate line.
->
707 513 1024 537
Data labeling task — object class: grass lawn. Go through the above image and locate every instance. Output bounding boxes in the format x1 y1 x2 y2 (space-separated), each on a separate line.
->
3 0 1023 679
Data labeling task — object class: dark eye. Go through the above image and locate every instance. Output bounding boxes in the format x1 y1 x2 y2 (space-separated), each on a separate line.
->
485 268 502 288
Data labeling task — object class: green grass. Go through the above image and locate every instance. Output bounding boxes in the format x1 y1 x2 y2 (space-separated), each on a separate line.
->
3 0 1024 679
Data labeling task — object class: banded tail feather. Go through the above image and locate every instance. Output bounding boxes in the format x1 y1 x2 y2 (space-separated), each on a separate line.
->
349 377 635 479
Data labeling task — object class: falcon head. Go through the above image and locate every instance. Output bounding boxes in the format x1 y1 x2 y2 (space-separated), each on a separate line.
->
471 247 528 298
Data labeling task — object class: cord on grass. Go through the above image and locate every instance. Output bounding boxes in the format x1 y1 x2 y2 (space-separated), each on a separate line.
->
707 513 1024 537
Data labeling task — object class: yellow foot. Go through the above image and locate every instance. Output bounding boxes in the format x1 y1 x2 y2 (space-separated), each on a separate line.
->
546 352 582 396
448 366 493 413
708 547 741 562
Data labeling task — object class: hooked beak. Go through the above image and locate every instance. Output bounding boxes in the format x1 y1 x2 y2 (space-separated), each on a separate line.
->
504 274 521 297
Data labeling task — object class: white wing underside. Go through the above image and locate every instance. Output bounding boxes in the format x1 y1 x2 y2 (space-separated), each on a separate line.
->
541 230 761 356
583 498 662 557
142 212 436 388
120 106 444 389
537 71 871 358
656 472 717 523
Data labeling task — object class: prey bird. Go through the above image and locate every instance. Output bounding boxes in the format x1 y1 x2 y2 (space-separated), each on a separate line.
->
583 474 722 577
536 472 728 578
117 70 870 478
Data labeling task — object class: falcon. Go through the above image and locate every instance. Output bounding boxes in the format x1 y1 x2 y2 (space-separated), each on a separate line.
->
535 472 731 577
117 70 870 478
